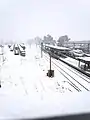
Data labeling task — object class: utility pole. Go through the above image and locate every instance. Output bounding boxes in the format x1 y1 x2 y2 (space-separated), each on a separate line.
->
41 42 43 58
88 43 90 53
50 53 51 71
73 43 75 49
47 51 54 77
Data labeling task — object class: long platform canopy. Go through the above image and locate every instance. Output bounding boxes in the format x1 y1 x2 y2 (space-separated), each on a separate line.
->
45 44 70 51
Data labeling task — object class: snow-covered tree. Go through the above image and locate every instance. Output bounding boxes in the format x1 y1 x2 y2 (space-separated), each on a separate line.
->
43 34 55 45
57 35 70 46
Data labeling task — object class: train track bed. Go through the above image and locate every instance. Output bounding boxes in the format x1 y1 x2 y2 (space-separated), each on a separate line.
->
59 56 90 76
42 47 90 77
61 56 79 67
35 54 78 93
42 51 90 92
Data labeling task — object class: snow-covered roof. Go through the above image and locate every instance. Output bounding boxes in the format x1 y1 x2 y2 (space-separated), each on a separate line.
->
72 49 83 54
66 40 90 44
77 57 90 62
45 44 70 50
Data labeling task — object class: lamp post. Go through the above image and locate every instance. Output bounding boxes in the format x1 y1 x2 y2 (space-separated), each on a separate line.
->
50 52 51 71
47 51 54 77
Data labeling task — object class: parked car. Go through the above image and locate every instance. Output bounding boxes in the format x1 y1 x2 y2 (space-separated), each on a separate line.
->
8 44 11 48
20 43 26 50
69 49 85 57
20 50 26 56
19 44 26 56
20 47 26 56
84 53 90 57
18 45 25 56
10 45 14 51
14 44 19 55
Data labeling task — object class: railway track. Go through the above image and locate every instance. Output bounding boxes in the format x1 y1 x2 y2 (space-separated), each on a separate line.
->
44 54 90 92
44 55 81 92
42 47 90 77
55 58 90 83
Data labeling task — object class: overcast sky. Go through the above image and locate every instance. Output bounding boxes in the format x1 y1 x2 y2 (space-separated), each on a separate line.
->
0 0 90 41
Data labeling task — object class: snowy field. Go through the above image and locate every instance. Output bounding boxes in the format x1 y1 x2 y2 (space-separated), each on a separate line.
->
0 44 90 119
0 44 75 96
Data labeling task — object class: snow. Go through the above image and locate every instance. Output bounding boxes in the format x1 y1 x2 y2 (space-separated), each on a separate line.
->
72 49 83 53
61 56 90 74
77 57 90 62
0 92 90 119
0 44 90 119
85 53 90 57
0 45 72 96
61 57 79 66
45 44 70 50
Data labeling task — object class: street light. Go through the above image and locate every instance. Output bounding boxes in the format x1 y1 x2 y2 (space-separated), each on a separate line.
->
47 51 54 77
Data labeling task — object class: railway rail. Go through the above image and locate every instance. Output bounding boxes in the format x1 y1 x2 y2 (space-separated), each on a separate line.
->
42 46 90 77
44 53 90 92
56 58 90 82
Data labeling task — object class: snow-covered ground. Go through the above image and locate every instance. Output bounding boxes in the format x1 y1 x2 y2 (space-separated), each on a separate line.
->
0 44 90 119
0 44 74 96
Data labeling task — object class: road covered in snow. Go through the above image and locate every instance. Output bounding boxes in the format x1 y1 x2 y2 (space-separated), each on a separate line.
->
0 44 90 119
